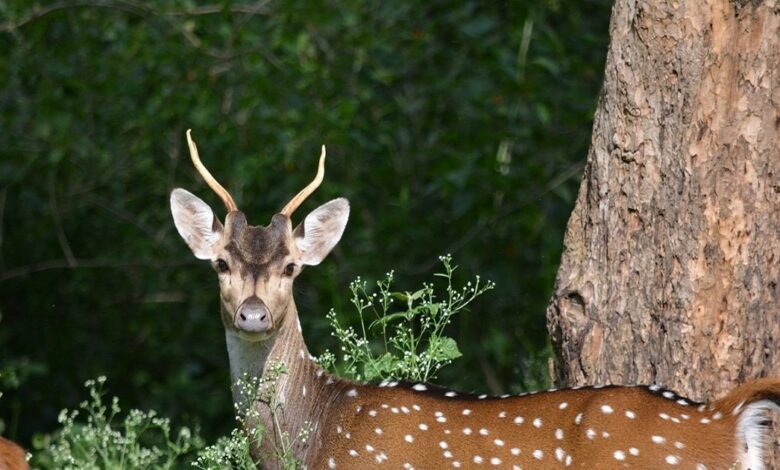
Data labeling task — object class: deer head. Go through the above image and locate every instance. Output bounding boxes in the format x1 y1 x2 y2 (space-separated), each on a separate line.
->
170 130 349 343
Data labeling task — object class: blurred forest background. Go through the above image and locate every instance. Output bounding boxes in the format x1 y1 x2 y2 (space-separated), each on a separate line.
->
0 0 611 446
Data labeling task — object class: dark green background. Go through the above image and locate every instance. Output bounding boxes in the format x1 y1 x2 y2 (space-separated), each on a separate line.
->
0 0 611 445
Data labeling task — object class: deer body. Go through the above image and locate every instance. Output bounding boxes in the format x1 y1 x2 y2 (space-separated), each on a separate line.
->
0 437 28 470
171 131 780 469
226 298 780 469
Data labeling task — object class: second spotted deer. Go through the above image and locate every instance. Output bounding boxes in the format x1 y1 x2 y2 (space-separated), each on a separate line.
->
171 130 780 469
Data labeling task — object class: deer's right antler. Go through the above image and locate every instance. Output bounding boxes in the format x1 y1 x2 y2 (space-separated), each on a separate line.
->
186 129 238 213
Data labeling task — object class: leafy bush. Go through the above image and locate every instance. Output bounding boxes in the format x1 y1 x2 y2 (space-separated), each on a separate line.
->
319 255 494 382
31 377 202 469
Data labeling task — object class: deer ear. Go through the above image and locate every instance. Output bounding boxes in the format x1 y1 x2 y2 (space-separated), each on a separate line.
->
293 198 350 266
170 188 223 260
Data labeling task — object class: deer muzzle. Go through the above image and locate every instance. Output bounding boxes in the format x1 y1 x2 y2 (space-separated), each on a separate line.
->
235 296 272 333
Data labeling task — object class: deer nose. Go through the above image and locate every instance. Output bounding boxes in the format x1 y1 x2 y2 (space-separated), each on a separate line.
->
235 298 272 333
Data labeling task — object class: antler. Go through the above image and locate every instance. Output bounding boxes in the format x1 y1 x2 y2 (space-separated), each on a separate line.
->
280 145 326 218
186 129 238 213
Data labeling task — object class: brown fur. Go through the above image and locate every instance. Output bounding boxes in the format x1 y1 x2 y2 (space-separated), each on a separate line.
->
310 381 746 469
712 377 780 414
0 438 27 470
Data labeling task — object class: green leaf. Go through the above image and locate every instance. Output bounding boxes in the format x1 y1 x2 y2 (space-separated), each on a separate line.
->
427 336 462 362
364 354 395 381
369 311 412 329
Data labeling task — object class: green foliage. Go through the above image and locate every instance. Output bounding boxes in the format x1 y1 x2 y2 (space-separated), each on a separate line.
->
0 0 612 447
31 377 202 469
192 428 257 470
321 255 493 382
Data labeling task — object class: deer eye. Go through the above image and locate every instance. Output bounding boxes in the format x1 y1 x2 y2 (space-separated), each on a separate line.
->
216 259 229 273
283 263 296 276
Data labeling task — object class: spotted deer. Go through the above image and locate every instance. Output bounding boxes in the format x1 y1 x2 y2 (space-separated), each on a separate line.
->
171 130 780 469
0 437 28 470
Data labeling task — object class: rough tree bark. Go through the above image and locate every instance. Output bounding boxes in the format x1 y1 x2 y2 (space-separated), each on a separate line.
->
546 0 780 405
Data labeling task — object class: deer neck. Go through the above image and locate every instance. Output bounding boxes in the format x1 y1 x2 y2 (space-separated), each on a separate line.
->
224 302 333 464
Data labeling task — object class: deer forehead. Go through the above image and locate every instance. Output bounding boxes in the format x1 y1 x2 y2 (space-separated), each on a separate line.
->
222 212 294 276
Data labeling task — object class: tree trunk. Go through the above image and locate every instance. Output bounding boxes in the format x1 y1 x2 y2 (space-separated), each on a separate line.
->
546 0 780 402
